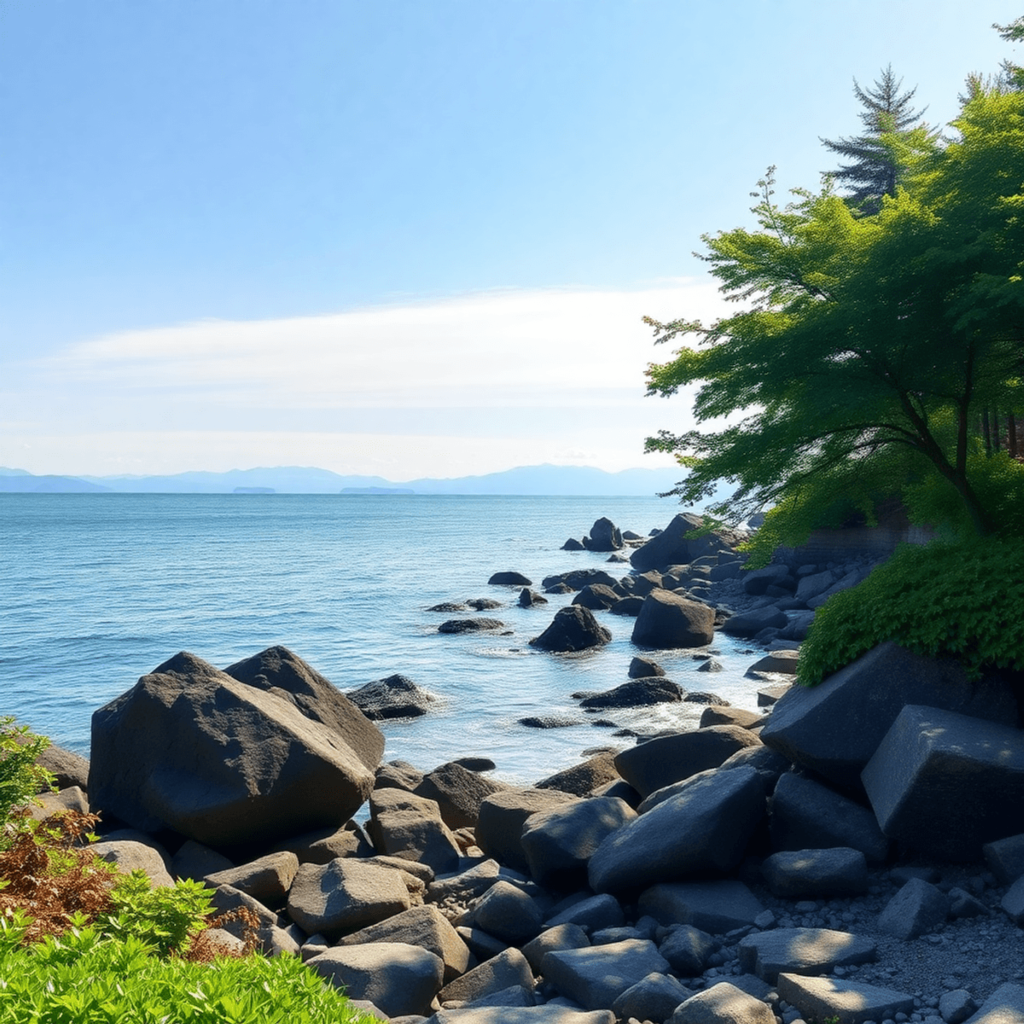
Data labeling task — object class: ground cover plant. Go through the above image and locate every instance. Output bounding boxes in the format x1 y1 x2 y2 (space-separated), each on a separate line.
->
0 719 379 1024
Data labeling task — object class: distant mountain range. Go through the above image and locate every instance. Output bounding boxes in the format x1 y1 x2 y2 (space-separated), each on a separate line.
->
0 464 688 496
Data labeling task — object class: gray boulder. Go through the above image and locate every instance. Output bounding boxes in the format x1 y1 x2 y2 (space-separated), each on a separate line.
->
542 569 618 592
209 884 300 957
287 858 411 938
614 726 763 799
572 584 621 611
439 618 504 634
521 923 590 973
90 838 174 888
437 947 534 1005
368 788 462 875
962 983 1024 1024
760 642 1019 793
983 833 1024 885
223 645 385 769
719 605 788 638
89 652 377 849
463 880 543 945
742 565 794 596
204 850 299 906
637 880 765 934
346 673 438 720
544 892 626 932
476 789 577 873
542 939 671 1012
535 753 621 797
270 821 374 864
308 942 444 1018
578 677 684 710
659 923 715 975
761 847 868 899
668 981 775 1024
519 589 548 607
530 606 612 653
631 590 715 649
34 742 90 792
877 877 950 939
416 761 510 830
629 656 665 678
584 517 624 552
489 571 532 586
737 927 877 984
430 1009 614 1024
521 796 636 890
862 704 1024 861
613 972 693 1024
588 766 767 894
769 772 890 863
630 514 737 573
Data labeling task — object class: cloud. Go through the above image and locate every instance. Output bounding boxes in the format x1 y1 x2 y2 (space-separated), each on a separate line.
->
2 280 729 476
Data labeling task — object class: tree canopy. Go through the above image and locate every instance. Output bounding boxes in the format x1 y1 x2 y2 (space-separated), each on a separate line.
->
644 86 1024 552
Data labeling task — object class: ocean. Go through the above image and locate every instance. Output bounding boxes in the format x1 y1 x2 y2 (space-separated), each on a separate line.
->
0 493 768 786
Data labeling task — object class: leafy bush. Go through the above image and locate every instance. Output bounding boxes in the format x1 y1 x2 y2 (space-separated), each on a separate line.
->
0 718 53 841
0 911 376 1024
798 537 1024 685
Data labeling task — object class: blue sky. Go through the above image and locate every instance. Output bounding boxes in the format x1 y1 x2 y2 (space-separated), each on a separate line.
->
1 1 1019 479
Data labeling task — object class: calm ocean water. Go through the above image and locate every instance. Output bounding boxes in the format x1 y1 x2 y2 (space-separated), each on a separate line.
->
0 494 766 786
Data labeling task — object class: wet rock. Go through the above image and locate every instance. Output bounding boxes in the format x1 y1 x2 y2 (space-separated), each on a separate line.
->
629 656 665 678
632 590 715 649
519 589 548 607
578 677 684 710
530 606 612 653
489 572 532 586
468 598 503 610
572 584 621 611
535 753 621 798
584 517 623 552
347 673 438 720
439 618 505 634
415 761 510 830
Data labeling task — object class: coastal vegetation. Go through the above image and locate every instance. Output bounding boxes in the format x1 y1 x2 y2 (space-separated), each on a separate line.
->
645 30 1023 685
0 721 374 1024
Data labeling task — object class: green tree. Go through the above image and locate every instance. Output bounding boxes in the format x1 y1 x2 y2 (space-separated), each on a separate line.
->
820 66 935 214
644 87 1024 551
995 16 1024 90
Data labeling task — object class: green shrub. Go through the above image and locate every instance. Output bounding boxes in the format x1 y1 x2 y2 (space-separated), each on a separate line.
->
0 911 377 1023
0 718 53 841
798 537 1024 685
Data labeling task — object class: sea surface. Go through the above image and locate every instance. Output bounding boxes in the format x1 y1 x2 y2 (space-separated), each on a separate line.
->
0 494 769 786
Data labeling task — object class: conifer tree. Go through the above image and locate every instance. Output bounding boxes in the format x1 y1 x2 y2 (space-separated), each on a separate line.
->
820 66 932 213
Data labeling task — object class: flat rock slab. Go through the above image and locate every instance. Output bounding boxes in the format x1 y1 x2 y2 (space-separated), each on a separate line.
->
762 847 868 899
737 927 877 984
588 766 767 894
308 942 444 1019
429 1009 616 1024
862 704 1024 862
668 980 775 1024
777 973 915 1024
542 938 671 1011
963 982 1024 1024
638 880 765 935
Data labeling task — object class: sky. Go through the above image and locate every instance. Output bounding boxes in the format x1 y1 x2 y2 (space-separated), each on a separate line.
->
1 0 1019 480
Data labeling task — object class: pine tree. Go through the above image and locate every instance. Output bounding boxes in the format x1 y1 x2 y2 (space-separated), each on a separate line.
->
820 66 931 214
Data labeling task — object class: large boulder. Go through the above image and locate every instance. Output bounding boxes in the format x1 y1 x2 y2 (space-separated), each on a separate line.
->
631 591 715 649
668 981 775 1024
535 753 621 797
719 605 788 638
223 645 384 769
615 727 763 799
588 766 767 894
89 652 377 849
584 517 623 552
345 673 437 720
861 704 1024 862
543 939 671 1012
415 761 510 830
367 788 462 875
489 571 532 586
759 642 1019 793
572 584 621 611
476 788 578 873
530 606 612 653
543 569 618 592
638 880 765 934
578 677 684 710
630 514 737 573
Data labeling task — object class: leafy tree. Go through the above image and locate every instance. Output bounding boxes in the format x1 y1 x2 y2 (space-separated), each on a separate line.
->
821 65 935 213
995 16 1024 90
644 87 1024 551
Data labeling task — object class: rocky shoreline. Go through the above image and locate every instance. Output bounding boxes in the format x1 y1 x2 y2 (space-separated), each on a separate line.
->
22 513 1024 1024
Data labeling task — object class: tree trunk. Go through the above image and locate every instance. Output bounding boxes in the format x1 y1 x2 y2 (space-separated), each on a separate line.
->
1009 412 1019 459
993 411 1001 452
982 409 992 455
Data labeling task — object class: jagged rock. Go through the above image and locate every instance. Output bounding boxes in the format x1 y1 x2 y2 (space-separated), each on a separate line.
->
439 618 505 634
368 788 462 875
519 589 548 607
588 766 767 894
426 859 502 909
287 859 411 938
521 796 636 890
530 606 611 653
346 673 438 720
877 878 949 938
339 905 470 983
542 569 618 592
629 656 665 678
760 642 1019 793
631 590 715 649
205 850 299 906
583 517 623 552
535 753 620 797
572 584 620 611
761 847 868 899
519 716 581 729
308 942 445 1018
578 677 684 710
659 923 715 975
638 880 765 934
614 726 762 798
477 789 577 873
489 571 532 586
776 974 915 1024
562 537 586 551
415 761 510 830
522 923 590 973
984 833 1024 885
737 927 877 984
668 981 775 1024
630 513 737 573
270 821 374 864
862 704 1024 861
89 652 377 849
543 939 671 1012
437 947 535 1005
27 786 90 821
613 971 693 1024
769 772 890 863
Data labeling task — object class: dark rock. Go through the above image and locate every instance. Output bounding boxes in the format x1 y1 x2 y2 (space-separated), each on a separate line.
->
862 704 1024 862
742 565 795 596
436 947 534 1006
578 677 684 710
368 788 462 875
270 822 374 864
720 605 789 638
588 766 768 894
631 590 715 649
34 742 90 792
453 756 497 772
476 789 577 873
518 589 548 607
737 927 877 984
545 892 626 932
429 602 468 612
983 832 1024 885
415 761 510 830
542 569 618 592
776 975 915 1024
489 571 532 586
542 940 671 1012
659 923 715 975
583 517 623 552
462 879 544 945
629 656 665 678
89 651 377 850
529 606 611 653
760 641 1019 793
877 877 949 939
438 618 505 634
699 706 763 729
535 753 620 797
347 674 437 720
630 513 740 573
609 596 644 616
697 658 723 673
518 716 581 729
545 582 575 594
668 983 775 1024
684 691 728 705
613 971 693 1023
561 538 586 551
761 847 868 899
376 759 426 792
467 598 503 610
205 850 300 906
572 584 621 611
